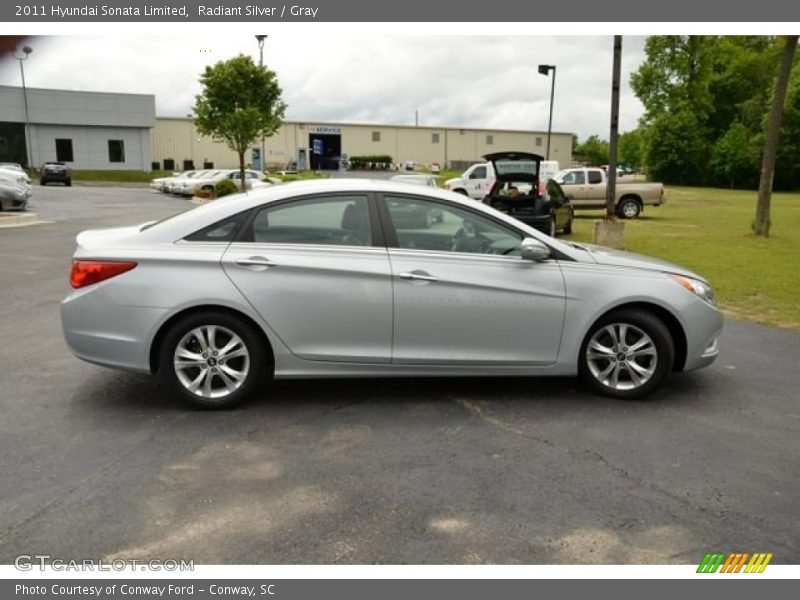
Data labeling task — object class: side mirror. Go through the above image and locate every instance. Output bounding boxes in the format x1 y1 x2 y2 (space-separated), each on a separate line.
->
520 237 551 261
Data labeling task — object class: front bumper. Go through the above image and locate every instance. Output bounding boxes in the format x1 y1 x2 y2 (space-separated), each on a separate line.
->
681 299 724 372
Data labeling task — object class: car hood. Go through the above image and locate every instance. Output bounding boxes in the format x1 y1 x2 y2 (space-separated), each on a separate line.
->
569 242 707 282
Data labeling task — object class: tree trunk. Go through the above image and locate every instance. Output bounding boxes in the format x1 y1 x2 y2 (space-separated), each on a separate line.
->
238 150 247 192
755 35 797 237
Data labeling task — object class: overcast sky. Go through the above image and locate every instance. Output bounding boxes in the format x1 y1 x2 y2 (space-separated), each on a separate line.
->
0 35 647 140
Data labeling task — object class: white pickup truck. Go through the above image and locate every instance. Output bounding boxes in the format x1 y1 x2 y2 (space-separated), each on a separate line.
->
445 160 560 199
554 167 665 219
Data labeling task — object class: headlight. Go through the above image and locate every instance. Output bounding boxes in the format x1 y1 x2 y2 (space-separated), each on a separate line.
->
670 274 716 306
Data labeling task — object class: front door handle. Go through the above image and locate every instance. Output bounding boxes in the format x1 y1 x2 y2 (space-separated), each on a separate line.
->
399 270 438 283
236 256 277 268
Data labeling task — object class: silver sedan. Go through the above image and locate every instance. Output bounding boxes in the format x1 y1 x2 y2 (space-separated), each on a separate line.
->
61 179 722 409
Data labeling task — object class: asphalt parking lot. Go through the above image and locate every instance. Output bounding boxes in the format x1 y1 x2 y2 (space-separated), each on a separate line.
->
0 184 798 565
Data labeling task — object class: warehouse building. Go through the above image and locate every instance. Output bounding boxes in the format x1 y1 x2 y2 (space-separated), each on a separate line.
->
152 118 574 172
0 86 573 172
0 86 155 170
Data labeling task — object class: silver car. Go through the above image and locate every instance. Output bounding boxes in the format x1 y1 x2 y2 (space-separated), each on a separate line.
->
61 179 722 409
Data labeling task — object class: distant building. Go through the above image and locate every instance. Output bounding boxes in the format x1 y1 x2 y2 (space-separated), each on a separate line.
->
152 118 574 172
0 86 155 170
0 86 573 172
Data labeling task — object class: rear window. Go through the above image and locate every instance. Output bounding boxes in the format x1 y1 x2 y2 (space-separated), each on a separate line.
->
493 160 539 178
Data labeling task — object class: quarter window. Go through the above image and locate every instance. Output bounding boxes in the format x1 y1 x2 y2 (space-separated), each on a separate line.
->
248 196 372 246
383 196 522 256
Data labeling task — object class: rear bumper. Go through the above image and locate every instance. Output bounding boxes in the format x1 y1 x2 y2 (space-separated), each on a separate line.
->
61 285 166 374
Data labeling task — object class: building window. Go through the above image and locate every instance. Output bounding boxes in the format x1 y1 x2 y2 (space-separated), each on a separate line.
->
535 137 543 147
486 135 494 145
432 133 440 144
372 131 381 142
108 140 125 163
55 139 73 162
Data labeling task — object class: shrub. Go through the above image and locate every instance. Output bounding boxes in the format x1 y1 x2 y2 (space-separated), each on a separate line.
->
215 178 238 197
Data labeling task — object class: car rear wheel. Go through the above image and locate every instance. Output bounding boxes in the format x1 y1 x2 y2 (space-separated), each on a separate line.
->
159 311 268 409
578 309 674 400
66 179 72 187
617 197 641 219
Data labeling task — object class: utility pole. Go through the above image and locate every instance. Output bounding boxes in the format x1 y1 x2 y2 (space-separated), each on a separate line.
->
538 64 556 160
14 46 33 173
606 35 622 219
255 35 268 173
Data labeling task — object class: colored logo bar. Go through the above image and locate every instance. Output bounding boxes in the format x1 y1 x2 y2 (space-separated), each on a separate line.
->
697 552 773 573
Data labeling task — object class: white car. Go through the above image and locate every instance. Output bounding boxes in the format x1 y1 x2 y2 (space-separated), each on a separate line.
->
166 170 210 195
177 169 269 197
150 171 184 193
0 167 32 210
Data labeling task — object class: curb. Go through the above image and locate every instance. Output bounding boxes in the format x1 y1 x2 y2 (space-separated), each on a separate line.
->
0 212 41 228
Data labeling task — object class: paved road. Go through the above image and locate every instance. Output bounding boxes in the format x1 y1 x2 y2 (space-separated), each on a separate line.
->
0 185 798 565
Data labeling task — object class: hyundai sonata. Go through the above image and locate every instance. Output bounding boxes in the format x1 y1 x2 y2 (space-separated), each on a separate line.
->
61 179 722 409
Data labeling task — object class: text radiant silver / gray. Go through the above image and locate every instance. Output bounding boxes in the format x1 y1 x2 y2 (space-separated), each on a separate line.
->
61 179 722 409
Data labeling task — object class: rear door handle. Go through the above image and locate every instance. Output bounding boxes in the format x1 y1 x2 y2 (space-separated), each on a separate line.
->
399 270 438 282
236 256 277 268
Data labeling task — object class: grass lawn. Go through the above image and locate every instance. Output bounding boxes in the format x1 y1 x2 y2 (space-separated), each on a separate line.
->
67 170 173 183
560 186 800 329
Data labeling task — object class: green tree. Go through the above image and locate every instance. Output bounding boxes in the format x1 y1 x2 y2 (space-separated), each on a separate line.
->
618 129 645 171
645 109 710 185
708 122 760 189
193 54 286 190
631 36 717 123
574 135 609 166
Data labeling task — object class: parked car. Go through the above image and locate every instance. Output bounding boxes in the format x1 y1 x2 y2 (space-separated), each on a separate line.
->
445 159 560 199
0 167 32 210
482 152 573 236
61 179 722 409
390 174 439 188
166 170 208 194
176 169 268 197
40 162 71 186
150 171 193 193
554 167 664 219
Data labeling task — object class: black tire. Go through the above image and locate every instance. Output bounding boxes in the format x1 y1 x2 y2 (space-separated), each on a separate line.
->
159 311 269 409
578 308 674 400
616 197 641 219
66 179 72 187
40 179 47 186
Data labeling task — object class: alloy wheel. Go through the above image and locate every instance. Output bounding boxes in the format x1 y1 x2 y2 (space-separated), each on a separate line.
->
585 322 657 391
173 325 250 399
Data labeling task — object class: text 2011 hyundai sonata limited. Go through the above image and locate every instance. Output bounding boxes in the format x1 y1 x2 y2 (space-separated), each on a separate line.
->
61 179 722 409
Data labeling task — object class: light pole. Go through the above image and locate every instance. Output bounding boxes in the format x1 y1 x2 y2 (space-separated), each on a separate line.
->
14 45 33 173
255 35 267 172
537 64 556 160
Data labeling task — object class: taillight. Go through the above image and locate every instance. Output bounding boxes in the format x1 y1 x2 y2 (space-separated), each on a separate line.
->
70 260 137 289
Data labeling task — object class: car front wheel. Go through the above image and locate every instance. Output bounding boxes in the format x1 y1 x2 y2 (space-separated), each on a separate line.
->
159 311 268 409
578 309 674 400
